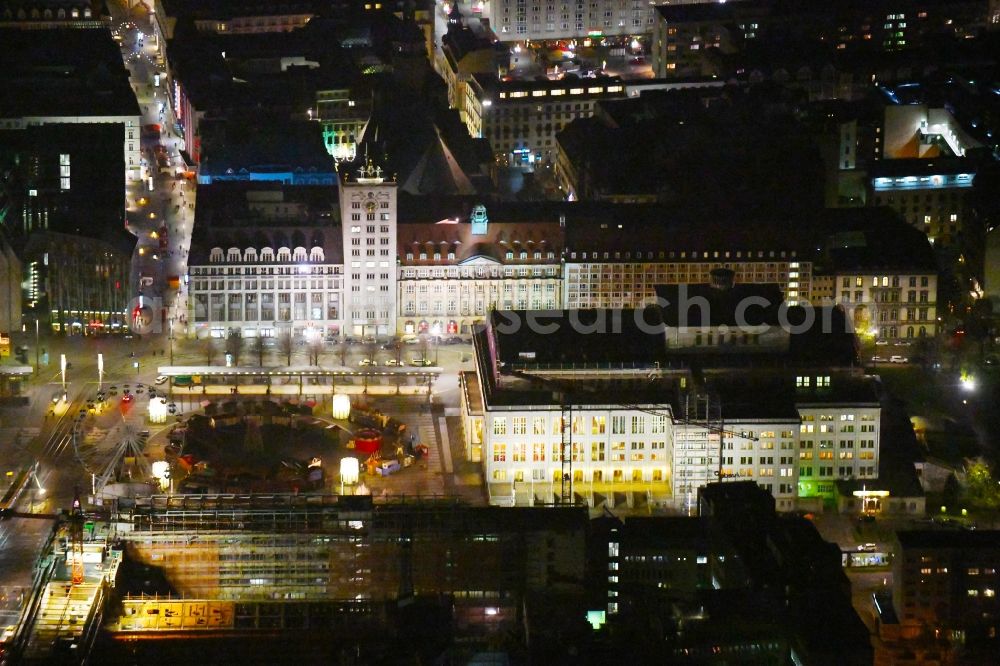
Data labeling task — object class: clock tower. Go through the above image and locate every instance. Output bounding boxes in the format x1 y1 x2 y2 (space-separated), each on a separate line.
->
339 159 397 338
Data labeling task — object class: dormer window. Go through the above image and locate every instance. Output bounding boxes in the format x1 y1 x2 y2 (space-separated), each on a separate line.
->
796 376 810 388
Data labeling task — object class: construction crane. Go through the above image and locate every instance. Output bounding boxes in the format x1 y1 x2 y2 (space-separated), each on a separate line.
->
69 488 85 586
506 369 758 506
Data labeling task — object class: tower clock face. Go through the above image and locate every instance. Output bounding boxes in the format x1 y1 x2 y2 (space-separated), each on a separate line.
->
366 200 378 213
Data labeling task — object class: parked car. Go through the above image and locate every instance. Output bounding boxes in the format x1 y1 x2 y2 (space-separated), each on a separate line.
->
889 355 908 364
443 336 465 345
359 358 378 367
384 359 403 367
874 338 889 346
155 375 169 385
410 358 434 367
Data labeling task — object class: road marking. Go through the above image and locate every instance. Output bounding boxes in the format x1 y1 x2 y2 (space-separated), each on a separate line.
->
437 417 453 474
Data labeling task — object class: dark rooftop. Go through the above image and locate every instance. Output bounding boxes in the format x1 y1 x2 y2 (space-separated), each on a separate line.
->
397 219 563 266
655 1 757 24
869 157 980 178
395 199 936 273
489 309 667 368
0 28 140 118
655 283 784 328
198 118 333 178
702 372 879 420
896 529 1000 550
821 207 939 273
189 183 341 264
160 0 323 20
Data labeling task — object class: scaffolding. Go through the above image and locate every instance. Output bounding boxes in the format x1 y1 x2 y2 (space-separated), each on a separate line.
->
674 392 723 512
114 494 582 607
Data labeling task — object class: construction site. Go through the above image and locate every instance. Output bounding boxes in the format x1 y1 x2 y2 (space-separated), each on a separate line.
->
5 493 588 664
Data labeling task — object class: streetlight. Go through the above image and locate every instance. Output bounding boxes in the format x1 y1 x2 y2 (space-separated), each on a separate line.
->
34 317 39 375
60 354 67 389
98 353 104 389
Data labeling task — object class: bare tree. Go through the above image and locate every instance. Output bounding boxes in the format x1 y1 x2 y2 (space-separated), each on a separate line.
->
337 339 349 366
203 336 219 365
250 335 266 367
225 329 245 366
387 336 402 365
277 328 294 366
307 337 324 366
363 340 379 366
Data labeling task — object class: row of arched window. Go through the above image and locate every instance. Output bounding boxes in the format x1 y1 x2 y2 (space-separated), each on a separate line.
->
209 246 325 263
2 6 92 20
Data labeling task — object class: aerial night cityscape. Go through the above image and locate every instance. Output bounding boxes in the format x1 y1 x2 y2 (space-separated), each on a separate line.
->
0 0 1000 665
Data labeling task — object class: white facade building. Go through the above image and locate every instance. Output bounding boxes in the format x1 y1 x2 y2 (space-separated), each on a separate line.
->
471 401 676 508
462 294 882 512
339 162 398 338
187 239 344 340
186 196 937 344
185 188 344 339
396 207 563 336
487 0 656 41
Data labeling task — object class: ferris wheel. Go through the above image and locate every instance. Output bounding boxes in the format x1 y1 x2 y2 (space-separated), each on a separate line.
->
71 412 152 498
